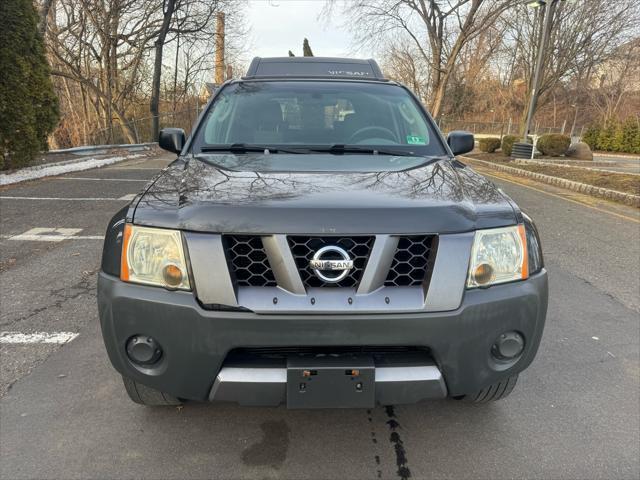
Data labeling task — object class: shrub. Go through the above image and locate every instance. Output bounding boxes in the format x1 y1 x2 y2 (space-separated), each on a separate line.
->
536 134 571 157
582 119 640 154
620 117 640 154
0 0 59 170
597 122 617 152
501 135 519 156
478 137 501 153
582 125 600 150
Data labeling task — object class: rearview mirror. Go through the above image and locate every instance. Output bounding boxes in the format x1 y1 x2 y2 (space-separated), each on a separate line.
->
447 131 474 156
158 128 186 154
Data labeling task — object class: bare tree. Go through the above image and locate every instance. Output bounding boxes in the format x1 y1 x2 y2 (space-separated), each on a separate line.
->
380 41 430 103
149 0 230 139
588 39 640 123
46 0 163 142
327 0 517 117
150 0 177 139
41 0 248 146
503 0 640 133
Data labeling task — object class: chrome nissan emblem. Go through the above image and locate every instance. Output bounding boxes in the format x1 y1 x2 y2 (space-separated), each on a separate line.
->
309 245 354 283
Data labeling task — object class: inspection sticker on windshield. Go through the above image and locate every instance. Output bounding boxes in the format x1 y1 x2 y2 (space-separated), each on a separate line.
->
406 135 426 145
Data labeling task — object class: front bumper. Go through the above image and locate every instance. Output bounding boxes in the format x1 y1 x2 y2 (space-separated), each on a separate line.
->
98 270 548 404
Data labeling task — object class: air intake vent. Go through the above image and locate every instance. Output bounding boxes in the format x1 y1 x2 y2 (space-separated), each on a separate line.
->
385 236 438 287
288 236 374 288
225 236 276 287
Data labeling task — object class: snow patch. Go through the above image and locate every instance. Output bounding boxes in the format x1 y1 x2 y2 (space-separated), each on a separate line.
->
0 154 141 186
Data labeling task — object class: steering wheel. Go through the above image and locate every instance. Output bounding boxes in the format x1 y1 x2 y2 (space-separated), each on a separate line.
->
347 126 398 144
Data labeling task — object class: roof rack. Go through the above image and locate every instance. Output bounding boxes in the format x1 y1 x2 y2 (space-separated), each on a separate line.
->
243 57 386 81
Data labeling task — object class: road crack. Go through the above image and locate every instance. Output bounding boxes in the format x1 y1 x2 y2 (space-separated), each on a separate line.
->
0 268 98 328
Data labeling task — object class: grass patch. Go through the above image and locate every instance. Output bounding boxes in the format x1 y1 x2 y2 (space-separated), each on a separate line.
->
468 152 512 163
466 153 639 196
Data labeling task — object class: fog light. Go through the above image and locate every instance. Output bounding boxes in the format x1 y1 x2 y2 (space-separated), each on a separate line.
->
492 331 524 361
126 335 163 366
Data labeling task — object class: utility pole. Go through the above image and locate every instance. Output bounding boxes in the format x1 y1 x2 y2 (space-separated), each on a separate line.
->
570 104 579 137
522 0 558 141
214 12 225 85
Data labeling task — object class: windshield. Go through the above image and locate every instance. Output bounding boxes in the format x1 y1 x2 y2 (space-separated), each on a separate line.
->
191 81 446 156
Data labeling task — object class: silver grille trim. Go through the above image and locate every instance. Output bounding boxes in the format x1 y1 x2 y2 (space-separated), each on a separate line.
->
209 363 447 405
184 232 238 307
357 235 399 294
262 235 306 294
236 286 427 314
186 232 473 313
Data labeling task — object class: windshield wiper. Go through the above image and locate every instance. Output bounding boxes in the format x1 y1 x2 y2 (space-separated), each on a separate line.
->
309 144 417 157
199 143 308 154
199 143 422 157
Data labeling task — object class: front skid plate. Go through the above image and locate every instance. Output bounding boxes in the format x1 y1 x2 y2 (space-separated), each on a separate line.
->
286 355 375 408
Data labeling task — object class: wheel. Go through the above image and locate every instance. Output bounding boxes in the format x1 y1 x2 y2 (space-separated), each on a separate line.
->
457 374 519 403
122 376 182 406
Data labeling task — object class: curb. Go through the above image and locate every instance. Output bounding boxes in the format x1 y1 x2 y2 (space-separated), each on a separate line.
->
48 142 157 155
462 157 640 208
1 144 158 186
592 152 640 161
512 159 640 176
2 144 157 175
0 152 144 186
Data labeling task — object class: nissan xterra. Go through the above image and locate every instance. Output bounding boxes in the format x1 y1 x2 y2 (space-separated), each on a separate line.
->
98 57 547 408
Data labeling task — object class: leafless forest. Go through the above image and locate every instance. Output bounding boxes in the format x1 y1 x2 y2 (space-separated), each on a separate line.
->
37 0 640 148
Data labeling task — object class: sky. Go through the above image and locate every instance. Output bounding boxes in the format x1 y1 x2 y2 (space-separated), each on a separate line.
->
245 0 372 59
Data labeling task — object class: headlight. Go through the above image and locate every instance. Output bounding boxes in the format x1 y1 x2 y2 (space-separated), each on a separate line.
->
467 225 528 288
120 225 191 290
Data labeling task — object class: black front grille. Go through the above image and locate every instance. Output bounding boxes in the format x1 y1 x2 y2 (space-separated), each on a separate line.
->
225 235 276 287
288 236 374 288
385 236 438 287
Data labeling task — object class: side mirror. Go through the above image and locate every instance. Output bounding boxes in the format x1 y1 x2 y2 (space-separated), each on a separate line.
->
447 131 474 156
158 128 186 154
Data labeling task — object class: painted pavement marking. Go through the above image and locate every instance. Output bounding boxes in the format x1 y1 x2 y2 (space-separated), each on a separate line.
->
1 228 104 242
60 177 148 182
0 194 135 201
0 332 79 344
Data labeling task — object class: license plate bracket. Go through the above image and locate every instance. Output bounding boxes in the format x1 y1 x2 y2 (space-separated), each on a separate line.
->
286 354 375 408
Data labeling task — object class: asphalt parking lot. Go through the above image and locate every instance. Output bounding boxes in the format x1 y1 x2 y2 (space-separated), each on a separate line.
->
1 153 639 479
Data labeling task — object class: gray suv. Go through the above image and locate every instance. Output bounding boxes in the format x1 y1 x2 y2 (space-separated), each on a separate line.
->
98 57 547 408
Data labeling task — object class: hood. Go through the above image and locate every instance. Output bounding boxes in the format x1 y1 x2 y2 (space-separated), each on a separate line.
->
132 155 519 234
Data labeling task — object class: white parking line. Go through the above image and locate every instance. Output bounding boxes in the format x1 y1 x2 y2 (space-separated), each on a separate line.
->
107 167 164 170
0 195 134 201
1 234 104 241
60 177 148 182
0 332 79 344
1 228 104 242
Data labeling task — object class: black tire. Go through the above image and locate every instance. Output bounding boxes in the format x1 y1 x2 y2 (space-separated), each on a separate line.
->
122 376 182 406
459 374 518 403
